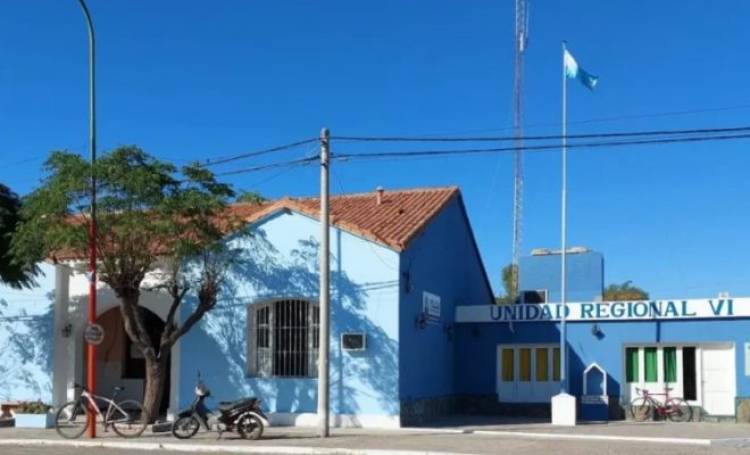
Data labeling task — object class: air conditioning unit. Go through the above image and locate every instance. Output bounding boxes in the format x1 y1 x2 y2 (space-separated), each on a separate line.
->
341 333 366 351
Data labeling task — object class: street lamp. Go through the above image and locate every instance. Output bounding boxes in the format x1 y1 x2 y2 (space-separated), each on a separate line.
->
76 0 97 439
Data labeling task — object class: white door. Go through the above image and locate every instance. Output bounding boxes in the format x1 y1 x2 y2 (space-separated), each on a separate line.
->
497 344 560 403
701 345 736 416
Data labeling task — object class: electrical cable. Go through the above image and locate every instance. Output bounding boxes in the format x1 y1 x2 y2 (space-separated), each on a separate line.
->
331 125 750 143
332 132 750 161
201 138 318 167
330 104 750 139
216 155 319 176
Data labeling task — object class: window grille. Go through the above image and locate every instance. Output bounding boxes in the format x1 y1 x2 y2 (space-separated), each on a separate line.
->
249 299 319 377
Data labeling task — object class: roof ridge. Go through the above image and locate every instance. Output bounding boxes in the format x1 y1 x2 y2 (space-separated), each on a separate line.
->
295 185 458 201
233 186 461 252
229 186 458 207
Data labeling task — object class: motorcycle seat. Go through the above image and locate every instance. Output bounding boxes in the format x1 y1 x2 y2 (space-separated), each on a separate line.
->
218 397 257 412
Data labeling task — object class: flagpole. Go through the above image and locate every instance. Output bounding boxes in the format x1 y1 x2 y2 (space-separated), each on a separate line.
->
560 40 568 394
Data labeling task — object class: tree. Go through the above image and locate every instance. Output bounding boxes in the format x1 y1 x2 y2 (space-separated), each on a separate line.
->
235 190 266 205
12 147 241 419
496 263 518 305
603 281 649 301
0 184 38 288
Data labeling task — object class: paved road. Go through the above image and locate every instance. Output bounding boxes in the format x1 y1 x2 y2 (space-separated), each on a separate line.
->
1 440 748 455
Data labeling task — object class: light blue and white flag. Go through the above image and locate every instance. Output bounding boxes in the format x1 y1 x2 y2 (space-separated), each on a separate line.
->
563 49 598 90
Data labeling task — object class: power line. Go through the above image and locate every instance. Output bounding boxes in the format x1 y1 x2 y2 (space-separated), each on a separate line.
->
331 125 750 143
201 138 318 167
332 132 750 161
340 103 750 138
216 155 319 176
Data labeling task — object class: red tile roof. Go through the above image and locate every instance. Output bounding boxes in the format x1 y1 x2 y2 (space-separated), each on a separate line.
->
53 187 461 261
234 186 459 251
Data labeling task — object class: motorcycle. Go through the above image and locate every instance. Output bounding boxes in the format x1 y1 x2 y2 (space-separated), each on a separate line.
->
171 375 268 440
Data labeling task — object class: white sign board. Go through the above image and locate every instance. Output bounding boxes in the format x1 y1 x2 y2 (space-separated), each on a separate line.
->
423 291 441 323
456 298 750 323
84 323 105 345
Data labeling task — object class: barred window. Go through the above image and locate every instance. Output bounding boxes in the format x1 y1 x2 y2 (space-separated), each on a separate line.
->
248 299 319 377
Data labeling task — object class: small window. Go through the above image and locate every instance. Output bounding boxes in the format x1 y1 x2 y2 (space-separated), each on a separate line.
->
501 348 514 382
644 347 658 382
519 348 531 382
535 348 549 381
249 299 319 378
552 347 561 382
521 290 548 304
626 347 639 383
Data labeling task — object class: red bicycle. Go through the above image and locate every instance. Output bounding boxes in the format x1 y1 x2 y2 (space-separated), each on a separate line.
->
630 387 692 422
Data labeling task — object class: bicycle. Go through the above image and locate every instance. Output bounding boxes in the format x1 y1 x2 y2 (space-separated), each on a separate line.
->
54 383 149 439
630 386 692 422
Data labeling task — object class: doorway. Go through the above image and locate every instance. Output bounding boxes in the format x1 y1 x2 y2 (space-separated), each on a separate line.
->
623 343 736 417
85 306 170 416
701 344 736 416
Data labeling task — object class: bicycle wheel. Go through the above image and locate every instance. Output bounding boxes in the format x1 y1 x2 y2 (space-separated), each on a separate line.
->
110 400 149 438
630 396 652 422
172 416 200 439
236 414 263 440
55 400 89 439
666 398 692 422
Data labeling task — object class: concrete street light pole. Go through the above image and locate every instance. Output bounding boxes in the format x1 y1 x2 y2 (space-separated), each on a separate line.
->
317 128 331 437
76 0 98 439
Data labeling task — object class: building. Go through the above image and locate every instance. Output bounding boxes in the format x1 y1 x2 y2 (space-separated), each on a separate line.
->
2 188 750 425
456 248 750 422
0 186 494 427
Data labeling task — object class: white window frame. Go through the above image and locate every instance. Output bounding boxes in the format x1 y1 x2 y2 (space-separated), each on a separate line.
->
497 343 561 403
247 298 319 378
622 343 703 407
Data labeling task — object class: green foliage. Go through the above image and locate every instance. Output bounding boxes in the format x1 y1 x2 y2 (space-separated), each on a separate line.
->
235 191 267 205
16 400 52 414
603 281 650 301
0 184 38 288
12 148 236 297
496 263 518 304
12 147 246 419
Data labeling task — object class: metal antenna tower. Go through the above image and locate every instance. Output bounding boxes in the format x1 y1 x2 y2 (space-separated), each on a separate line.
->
512 0 529 299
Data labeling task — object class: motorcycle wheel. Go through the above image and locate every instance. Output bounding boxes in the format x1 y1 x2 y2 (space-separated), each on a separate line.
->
236 414 263 440
172 416 200 439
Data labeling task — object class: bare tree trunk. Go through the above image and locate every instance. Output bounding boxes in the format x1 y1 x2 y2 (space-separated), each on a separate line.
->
142 355 169 421
116 288 164 421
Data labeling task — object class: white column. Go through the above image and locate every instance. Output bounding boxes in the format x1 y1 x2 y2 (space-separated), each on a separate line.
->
52 264 71 407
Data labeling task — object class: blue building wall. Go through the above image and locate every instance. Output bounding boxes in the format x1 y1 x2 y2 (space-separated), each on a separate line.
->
519 251 604 303
177 210 401 419
456 318 750 401
398 196 494 403
0 263 56 402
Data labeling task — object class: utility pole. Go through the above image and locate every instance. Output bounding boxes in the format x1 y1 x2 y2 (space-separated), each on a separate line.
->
76 0 97 439
317 128 330 438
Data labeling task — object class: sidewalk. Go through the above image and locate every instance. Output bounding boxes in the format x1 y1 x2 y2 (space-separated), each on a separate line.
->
0 419 749 454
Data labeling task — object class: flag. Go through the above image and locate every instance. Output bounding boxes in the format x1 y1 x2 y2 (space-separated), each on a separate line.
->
563 49 598 90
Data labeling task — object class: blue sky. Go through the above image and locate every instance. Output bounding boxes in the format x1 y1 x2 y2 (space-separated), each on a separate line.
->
1 1 749 298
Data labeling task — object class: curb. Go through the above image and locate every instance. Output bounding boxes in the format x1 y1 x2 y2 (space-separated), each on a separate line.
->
472 429 712 446
0 439 473 455
400 427 713 446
